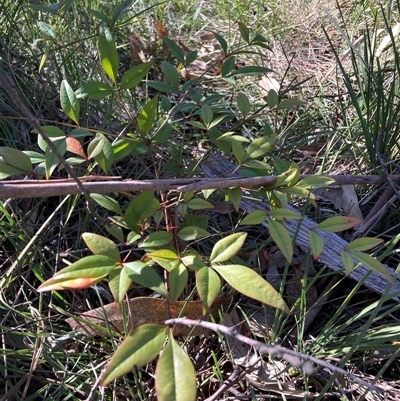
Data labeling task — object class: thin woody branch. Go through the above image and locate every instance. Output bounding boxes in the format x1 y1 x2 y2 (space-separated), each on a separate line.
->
164 317 382 394
1 174 400 199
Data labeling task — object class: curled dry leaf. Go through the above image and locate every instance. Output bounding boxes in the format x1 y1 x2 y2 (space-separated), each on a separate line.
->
66 295 230 337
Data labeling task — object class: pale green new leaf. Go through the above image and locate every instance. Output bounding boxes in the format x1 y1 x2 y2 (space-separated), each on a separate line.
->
82 232 120 261
212 264 289 313
102 324 167 385
267 217 293 263
209 232 247 264
155 336 197 401
296 176 335 190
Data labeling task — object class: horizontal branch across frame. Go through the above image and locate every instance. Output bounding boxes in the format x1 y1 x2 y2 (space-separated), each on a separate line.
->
1 174 400 199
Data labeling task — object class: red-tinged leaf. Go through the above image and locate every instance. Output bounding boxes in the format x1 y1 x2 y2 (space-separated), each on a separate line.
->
315 216 361 233
267 217 293 263
239 210 266 225
350 251 394 284
309 231 324 260
169 263 188 303
196 266 221 314
346 237 384 252
66 137 86 159
209 232 247 264
101 324 167 386
108 267 132 303
82 233 120 261
212 264 289 313
341 250 354 276
37 276 105 292
155 336 197 401
37 255 117 292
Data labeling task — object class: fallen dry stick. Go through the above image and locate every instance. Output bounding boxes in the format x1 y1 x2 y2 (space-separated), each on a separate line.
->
2 174 400 199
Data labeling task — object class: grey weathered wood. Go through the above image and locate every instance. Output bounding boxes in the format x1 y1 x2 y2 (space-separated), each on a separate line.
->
202 155 400 302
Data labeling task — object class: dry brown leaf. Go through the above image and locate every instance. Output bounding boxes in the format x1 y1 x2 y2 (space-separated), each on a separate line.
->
66 295 230 337
259 74 280 92
200 32 215 41
130 31 147 64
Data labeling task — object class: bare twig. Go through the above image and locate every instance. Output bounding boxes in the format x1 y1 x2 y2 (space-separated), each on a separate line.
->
164 317 383 394
2 174 400 199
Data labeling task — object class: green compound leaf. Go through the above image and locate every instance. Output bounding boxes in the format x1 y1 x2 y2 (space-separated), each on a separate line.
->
155 336 197 401
108 267 132 303
75 81 114 100
212 264 289 313
137 95 159 135
60 80 80 125
267 217 293 263
341 250 355 276
237 92 251 116
186 198 214 210
139 231 173 250
98 25 119 84
90 193 122 215
169 263 188 303
177 227 210 241
209 232 247 264
196 266 221 314
0 146 33 174
102 324 167 386
226 186 242 212
82 232 120 261
350 251 394 284
239 210 267 225
37 255 117 291
269 208 301 221
161 61 179 90
120 61 154 90
346 237 384 252
309 230 324 260
315 216 361 233
124 261 168 296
